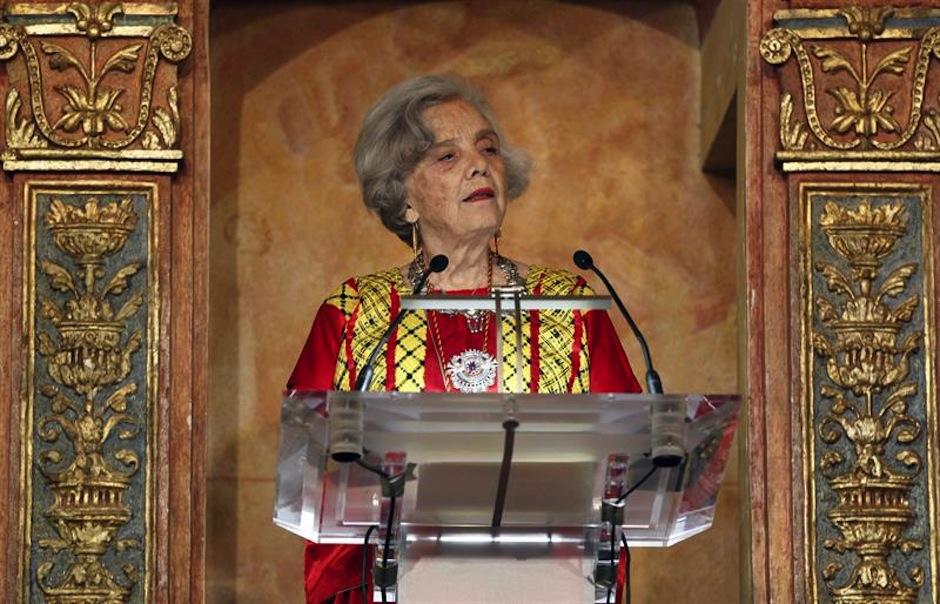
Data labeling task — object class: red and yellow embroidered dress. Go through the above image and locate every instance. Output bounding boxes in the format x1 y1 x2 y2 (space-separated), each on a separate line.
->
288 266 642 604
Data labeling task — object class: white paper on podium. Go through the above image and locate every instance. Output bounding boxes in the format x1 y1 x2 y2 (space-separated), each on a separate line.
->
399 558 594 604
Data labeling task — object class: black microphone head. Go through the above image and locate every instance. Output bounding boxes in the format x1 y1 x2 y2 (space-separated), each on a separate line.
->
428 254 449 273
573 250 594 271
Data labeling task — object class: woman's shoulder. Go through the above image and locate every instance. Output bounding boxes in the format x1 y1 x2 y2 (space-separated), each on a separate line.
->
322 267 409 314
524 264 593 295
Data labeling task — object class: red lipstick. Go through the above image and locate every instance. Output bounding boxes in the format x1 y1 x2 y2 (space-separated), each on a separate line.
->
463 187 495 202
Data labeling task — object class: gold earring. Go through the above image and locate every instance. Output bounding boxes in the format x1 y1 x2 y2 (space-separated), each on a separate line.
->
411 222 419 260
493 228 501 257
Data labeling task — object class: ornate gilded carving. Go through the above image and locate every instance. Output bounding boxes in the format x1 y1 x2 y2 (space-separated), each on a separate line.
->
68 2 123 39
781 92 809 150
762 8 940 171
839 7 893 42
803 186 937 603
6 88 48 149
0 2 190 171
141 85 179 150
43 40 142 141
24 185 157 602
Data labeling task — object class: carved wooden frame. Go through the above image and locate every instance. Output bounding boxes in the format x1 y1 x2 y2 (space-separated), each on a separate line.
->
747 4 940 602
0 1 208 602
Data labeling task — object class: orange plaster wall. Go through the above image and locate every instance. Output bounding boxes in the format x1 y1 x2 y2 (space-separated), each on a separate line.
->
208 2 739 602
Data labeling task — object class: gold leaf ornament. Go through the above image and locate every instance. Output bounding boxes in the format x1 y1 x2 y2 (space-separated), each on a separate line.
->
116 539 140 552
37 332 57 356
154 24 192 62
813 46 859 79
816 296 838 322
0 23 21 60
876 263 917 302
829 87 900 136
49 391 74 415
41 450 63 465
816 261 856 298
103 263 142 296
114 449 139 472
823 562 843 580
143 86 181 150
896 450 921 471
839 7 893 41
67 1 123 40
39 260 76 294
821 451 845 473
760 28 793 64
40 42 86 76
780 92 809 150
872 48 913 77
6 89 48 149
113 290 144 322
819 416 845 444
895 424 920 444
888 296 918 322
104 382 136 413
813 333 834 357
101 44 142 75
824 538 849 553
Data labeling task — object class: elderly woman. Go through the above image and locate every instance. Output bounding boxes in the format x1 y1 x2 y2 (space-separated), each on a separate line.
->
288 75 641 603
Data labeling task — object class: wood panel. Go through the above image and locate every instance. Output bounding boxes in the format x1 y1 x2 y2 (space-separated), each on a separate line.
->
0 2 208 602
747 3 940 602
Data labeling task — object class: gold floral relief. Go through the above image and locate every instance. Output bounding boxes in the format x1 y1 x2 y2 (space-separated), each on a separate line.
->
762 7 940 171
802 184 937 603
0 2 190 172
22 183 158 603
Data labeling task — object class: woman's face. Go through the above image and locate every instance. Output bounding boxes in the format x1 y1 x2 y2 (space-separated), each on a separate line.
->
404 99 507 248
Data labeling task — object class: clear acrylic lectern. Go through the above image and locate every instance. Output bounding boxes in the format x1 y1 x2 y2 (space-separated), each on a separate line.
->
274 390 739 603
276 290 739 602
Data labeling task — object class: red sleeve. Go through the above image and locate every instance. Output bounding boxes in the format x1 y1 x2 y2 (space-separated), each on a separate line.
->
582 312 642 603
288 304 371 603
584 309 642 394
288 303 345 391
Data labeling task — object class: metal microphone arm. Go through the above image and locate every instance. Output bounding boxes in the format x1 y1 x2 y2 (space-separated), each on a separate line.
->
354 255 448 392
573 250 663 394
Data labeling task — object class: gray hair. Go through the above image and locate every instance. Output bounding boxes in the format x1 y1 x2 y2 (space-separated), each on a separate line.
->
353 74 531 245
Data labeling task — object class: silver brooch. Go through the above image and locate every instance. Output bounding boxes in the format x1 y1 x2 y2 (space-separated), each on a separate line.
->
445 349 498 393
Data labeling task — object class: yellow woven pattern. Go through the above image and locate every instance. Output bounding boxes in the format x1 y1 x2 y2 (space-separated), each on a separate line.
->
327 265 592 393
529 267 593 393
572 279 592 393
393 309 427 392
328 269 416 391
499 309 532 393
325 279 359 391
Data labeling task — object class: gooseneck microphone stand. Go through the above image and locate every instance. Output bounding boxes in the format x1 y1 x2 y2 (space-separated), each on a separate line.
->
341 254 447 602
573 250 662 395
574 249 675 603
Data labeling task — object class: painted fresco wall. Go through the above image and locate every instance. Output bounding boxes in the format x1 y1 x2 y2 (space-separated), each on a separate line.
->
208 2 739 602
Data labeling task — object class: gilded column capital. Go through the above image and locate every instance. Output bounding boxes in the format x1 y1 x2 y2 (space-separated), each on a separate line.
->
760 7 940 172
0 2 191 172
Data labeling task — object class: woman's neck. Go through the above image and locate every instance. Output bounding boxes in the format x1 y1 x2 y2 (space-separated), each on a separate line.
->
422 240 491 290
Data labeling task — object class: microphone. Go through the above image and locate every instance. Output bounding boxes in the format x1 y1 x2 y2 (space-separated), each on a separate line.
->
331 255 448 463
354 254 448 391
573 250 662 394
573 250 683 468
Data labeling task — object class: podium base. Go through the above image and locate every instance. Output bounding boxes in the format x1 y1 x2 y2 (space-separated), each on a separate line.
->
396 530 597 603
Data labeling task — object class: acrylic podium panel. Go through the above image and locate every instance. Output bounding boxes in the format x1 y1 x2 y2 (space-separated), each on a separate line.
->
274 392 738 604
275 391 738 543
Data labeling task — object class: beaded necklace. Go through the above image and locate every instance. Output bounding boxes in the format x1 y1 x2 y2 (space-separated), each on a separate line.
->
428 304 496 392
409 251 506 392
